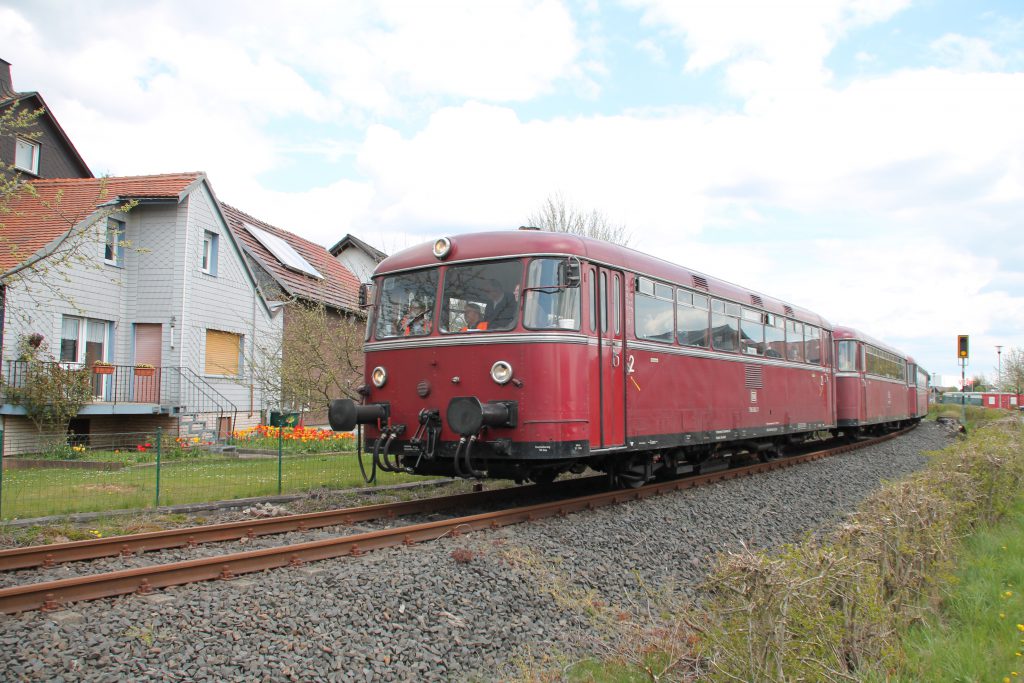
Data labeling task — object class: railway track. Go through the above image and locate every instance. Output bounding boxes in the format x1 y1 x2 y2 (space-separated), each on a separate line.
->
0 427 912 614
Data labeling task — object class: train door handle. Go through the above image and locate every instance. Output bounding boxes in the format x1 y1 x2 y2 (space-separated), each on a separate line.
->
611 354 620 368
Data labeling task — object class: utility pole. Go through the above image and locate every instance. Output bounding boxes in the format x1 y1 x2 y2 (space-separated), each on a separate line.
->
996 345 1003 391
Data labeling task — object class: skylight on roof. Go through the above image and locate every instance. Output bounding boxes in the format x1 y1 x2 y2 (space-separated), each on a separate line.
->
243 222 323 280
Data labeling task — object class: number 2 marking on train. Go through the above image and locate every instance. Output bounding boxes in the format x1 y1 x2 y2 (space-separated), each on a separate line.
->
626 355 635 374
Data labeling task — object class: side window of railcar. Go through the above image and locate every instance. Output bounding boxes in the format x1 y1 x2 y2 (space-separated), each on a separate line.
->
523 258 581 331
711 299 740 352
375 270 440 339
635 278 674 343
600 272 608 333
805 325 821 364
613 274 621 334
589 269 597 332
786 320 804 362
740 307 764 356
864 345 904 380
439 260 523 333
764 315 785 358
676 289 709 347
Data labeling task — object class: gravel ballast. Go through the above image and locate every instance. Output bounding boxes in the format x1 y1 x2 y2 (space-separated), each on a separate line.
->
0 423 952 681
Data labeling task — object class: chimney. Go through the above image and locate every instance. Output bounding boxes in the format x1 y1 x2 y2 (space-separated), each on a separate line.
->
0 58 13 97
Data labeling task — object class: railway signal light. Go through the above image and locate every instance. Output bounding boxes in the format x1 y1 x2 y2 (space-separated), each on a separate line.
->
957 335 969 359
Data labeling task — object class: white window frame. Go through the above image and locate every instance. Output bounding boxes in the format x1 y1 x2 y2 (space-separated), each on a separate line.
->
60 315 110 365
104 219 123 266
201 231 218 275
15 137 40 174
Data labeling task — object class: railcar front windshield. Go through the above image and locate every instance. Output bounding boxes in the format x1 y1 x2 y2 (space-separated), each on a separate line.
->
375 270 439 339
439 260 524 333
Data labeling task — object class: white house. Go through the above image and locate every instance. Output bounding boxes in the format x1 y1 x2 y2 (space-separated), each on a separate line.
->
0 172 282 451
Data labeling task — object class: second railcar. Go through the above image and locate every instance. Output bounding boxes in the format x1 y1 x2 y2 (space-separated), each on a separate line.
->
834 326 922 433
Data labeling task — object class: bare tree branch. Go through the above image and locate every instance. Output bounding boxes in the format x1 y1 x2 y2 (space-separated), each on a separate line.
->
526 191 632 246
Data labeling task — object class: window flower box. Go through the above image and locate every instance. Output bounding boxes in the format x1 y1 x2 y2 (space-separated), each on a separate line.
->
93 362 114 375
134 364 156 377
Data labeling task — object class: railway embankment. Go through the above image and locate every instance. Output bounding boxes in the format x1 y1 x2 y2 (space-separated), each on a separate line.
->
564 414 1023 681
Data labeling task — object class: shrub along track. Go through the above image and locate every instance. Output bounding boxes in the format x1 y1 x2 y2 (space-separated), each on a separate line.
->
0 427 914 614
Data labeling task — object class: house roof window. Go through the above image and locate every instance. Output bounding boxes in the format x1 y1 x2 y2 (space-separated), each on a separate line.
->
15 137 40 174
243 222 323 280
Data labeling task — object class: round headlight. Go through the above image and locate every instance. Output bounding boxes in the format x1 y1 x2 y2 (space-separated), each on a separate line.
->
490 361 513 385
371 366 388 388
432 237 452 259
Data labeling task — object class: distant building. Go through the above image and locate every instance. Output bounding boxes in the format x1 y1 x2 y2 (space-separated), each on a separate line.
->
223 206 365 424
0 58 92 180
329 233 386 283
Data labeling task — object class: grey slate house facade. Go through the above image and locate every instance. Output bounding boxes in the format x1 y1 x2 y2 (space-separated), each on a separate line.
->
0 173 281 453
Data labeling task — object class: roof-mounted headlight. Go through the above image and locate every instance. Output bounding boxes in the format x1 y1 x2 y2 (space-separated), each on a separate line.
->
371 366 388 388
490 360 513 385
432 237 452 259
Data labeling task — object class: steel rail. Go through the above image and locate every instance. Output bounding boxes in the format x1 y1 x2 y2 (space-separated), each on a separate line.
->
0 427 912 614
0 478 598 571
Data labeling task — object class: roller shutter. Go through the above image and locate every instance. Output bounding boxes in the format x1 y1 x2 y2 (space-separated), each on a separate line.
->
205 330 241 376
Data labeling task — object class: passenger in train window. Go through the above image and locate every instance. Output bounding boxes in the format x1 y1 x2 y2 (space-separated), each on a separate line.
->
460 303 488 331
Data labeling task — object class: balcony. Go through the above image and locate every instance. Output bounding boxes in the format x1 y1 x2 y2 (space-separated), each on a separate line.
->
1 361 236 417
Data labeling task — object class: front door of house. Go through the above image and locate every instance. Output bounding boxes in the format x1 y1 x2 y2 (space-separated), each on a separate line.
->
133 324 162 404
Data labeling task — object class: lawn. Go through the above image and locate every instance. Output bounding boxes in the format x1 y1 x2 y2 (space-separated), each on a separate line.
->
0 451 427 520
895 494 1024 682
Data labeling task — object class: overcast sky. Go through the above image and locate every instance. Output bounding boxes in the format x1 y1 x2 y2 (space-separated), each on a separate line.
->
3 0 1021 385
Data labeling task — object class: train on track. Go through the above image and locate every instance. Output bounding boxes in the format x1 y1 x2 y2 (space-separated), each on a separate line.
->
329 229 929 487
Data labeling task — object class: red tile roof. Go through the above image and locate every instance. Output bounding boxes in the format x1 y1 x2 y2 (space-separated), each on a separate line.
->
221 203 360 312
1 173 202 273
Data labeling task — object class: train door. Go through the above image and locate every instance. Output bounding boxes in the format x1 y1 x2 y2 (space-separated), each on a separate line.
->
598 268 626 448
823 329 835 424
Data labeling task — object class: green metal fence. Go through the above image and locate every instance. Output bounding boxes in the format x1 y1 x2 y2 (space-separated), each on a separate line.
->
0 425 423 521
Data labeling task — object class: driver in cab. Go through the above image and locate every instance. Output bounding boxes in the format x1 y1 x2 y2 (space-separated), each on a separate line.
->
460 302 488 332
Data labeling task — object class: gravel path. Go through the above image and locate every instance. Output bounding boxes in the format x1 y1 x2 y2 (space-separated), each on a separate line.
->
0 423 951 682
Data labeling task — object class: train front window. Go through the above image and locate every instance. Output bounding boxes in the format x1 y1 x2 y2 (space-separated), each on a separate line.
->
440 260 523 333
523 258 581 330
836 340 857 371
375 270 439 339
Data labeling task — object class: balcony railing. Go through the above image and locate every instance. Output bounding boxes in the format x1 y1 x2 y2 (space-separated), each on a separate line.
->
1 361 237 417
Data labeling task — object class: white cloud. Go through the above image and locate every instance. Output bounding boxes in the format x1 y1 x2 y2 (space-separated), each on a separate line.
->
930 33 1006 71
626 0 911 100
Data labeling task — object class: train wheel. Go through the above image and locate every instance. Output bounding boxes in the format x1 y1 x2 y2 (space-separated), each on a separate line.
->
530 470 558 485
608 457 652 489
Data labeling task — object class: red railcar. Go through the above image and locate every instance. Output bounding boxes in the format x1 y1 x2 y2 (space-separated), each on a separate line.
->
833 326 923 433
905 356 931 419
331 230 837 486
